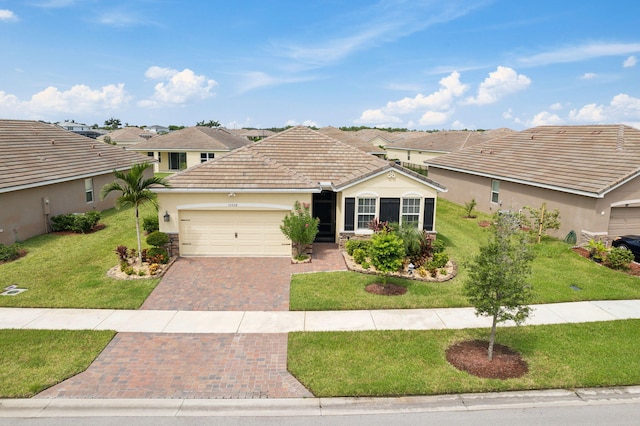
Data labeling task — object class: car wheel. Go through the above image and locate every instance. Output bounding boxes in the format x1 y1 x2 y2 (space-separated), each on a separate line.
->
617 244 630 251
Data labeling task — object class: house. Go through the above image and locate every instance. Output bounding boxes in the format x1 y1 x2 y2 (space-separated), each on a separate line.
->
0 119 153 245
426 125 640 243
154 126 446 257
56 121 105 139
128 126 254 173
385 129 514 169
146 125 170 134
226 128 277 141
317 126 387 158
97 126 155 147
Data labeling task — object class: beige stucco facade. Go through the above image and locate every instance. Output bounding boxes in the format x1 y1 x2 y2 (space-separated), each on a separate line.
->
428 168 640 242
385 147 444 168
139 150 233 173
1 172 128 245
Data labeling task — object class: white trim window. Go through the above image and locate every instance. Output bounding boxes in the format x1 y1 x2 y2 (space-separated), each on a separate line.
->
491 179 500 204
85 178 94 203
402 198 420 227
357 197 376 229
200 152 215 163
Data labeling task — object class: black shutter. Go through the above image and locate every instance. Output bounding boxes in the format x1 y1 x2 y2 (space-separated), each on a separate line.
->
380 198 400 224
344 197 355 231
423 198 435 231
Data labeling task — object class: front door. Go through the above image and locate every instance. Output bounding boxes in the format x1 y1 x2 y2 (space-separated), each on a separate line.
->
313 191 336 242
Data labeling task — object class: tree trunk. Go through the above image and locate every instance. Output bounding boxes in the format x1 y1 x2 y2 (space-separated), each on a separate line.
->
537 203 546 244
135 206 142 265
488 314 498 361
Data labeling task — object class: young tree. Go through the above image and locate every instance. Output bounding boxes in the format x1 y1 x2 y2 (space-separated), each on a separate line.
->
464 212 535 360
280 201 320 258
104 117 122 130
369 230 405 288
101 162 170 264
521 202 561 243
463 198 477 218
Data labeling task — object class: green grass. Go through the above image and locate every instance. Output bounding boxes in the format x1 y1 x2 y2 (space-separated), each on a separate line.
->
290 199 640 310
288 320 640 397
0 205 160 309
0 329 115 398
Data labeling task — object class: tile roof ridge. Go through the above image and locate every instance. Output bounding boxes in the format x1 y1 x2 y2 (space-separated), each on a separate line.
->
246 144 318 187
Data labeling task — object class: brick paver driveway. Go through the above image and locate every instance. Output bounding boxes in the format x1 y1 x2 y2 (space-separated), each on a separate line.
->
37 244 346 399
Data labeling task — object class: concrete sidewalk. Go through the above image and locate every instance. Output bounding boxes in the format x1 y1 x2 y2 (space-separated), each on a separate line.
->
2 300 640 333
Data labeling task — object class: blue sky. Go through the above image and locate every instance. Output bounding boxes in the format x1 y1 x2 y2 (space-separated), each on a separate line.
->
1 0 639 130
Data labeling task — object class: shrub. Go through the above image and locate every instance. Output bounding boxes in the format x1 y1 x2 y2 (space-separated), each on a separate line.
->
430 251 449 269
280 201 320 257
464 198 477 218
0 243 23 262
146 231 169 248
360 261 370 269
605 247 634 270
352 248 367 264
143 215 159 234
115 245 129 261
369 231 405 286
345 239 372 256
148 263 160 275
119 260 128 272
586 239 607 262
148 247 169 264
50 211 101 233
395 224 430 266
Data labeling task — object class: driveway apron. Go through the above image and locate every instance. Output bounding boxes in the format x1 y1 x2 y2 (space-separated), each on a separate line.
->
37 244 346 399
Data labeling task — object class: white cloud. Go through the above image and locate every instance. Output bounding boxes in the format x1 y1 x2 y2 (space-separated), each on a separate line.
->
529 111 564 127
357 109 402 125
0 84 130 118
502 108 513 119
138 67 217 108
580 72 597 80
463 66 531 105
549 102 564 111
568 103 605 122
419 110 450 126
518 42 640 67
284 119 318 127
450 120 465 130
236 71 316 94
0 9 17 21
624 55 637 68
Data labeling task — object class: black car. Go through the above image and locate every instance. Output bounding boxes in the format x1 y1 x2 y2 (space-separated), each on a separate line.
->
611 235 640 262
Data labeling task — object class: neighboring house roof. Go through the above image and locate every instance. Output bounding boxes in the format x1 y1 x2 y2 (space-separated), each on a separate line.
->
426 125 640 198
317 127 386 155
160 126 446 192
386 129 513 153
98 127 154 144
130 126 253 152
0 119 152 193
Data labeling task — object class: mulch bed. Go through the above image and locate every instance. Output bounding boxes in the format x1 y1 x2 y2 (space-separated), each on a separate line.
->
571 246 640 276
446 340 529 379
365 283 408 296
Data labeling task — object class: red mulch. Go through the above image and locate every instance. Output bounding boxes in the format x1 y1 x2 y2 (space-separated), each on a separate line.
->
365 283 408 296
446 340 528 379
478 220 492 228
571 247 640 276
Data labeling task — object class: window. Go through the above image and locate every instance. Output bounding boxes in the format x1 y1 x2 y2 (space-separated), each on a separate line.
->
158 152 161 163
357 198 376 229
407 151 411 161
147 152 154 158
200 152 215 163
169 152 187 170
402 198 420 227
84 178 94 203
491 180 500 203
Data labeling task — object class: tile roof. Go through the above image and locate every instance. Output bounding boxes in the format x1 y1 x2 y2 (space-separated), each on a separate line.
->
386 129 514 152
97 127 155 144
317 127 386 155
163 126 445 192
130 126 253 151
426 125 640 197
0 119 152 193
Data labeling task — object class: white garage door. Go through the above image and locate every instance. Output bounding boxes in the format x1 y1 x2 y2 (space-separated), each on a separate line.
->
608 207 640 237
179 210 291 256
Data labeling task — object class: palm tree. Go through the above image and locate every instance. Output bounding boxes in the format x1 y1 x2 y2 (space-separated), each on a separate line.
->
101 162 170 264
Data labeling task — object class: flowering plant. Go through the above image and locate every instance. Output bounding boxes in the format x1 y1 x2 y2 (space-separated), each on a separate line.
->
280 201 320 257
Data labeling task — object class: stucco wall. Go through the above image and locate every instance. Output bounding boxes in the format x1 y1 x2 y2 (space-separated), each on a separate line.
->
0 172 130 245
385 148 443 168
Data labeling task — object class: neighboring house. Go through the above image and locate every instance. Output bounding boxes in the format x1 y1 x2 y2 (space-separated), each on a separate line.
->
154 126 446 257
317 126 387 158
97 127 155 147
0 119 153 245
146 125 170 134
128 126 254 173
226 128 277 141
426 125 640 243
385 129 514 169
56 121 105 139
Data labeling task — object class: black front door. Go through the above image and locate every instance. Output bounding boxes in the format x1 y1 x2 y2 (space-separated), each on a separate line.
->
313 191 336 242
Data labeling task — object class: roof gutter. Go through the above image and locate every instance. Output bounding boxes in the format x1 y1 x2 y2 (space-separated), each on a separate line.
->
152 187 320 194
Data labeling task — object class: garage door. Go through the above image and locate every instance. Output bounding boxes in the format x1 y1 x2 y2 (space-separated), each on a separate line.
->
179 210 291 256
608 207 640 237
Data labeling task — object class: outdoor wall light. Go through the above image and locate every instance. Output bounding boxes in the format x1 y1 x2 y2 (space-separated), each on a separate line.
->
163 211 170 222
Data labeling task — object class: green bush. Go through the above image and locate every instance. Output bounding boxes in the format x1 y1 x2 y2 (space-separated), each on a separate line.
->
345 239 372 256
147 247 169 264
605 247 635 270
146 231 169 248
352 248 367 264
428 251 449 269
0 243 23 262
142 215 159 233
50 211 101 233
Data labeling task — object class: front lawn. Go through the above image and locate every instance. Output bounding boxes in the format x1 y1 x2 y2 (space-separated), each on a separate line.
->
0 329 115 398
290 199 640 310
288 320 640 397
0 205 160 309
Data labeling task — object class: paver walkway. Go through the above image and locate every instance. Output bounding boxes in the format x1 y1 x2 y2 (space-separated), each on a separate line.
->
36 244 346 400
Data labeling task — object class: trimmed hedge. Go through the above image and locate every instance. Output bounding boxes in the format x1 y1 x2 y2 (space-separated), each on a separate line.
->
50 211 101 233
